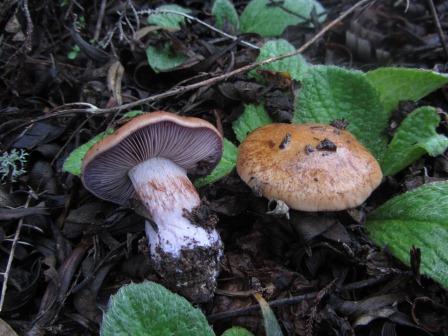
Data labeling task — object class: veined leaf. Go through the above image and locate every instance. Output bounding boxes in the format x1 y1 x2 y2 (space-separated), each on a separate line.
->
381 106 448 176
240 0 326 37
249 39 308 82
221 327 254 336
233 104 272 143
366 182 448 289
366 67 448 114
147 4 191 31
146 44 188 73
101 281 214 336
212 0 239 31
195 138 238 188
63 128 114 176
293 65 388 159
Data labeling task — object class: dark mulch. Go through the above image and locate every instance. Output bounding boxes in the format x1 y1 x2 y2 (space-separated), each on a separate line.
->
0 0 447 335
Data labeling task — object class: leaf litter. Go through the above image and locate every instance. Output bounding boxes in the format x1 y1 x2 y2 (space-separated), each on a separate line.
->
0 1 448 335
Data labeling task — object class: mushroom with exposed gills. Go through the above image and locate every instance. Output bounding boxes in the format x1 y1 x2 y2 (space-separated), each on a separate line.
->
81 112 223 302
237 123 382 213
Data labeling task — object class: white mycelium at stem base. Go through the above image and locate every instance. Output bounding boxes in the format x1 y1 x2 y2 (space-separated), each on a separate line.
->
128 157 221 263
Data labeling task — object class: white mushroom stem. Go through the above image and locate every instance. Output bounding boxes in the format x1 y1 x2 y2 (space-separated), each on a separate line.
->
128 157 221 259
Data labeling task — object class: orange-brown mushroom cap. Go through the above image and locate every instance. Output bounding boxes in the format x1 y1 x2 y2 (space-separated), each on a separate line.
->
237 123 383 211
82 112 222 205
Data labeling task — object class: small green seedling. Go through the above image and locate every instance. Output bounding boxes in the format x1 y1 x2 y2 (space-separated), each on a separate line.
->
67 45 81 60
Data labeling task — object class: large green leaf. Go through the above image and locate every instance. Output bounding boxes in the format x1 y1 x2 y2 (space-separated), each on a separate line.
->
195 138 238 188
249 39 308 82
222 327 254 336
101 281 214 336
63 128 114 176
366 68 448 114
232 104 272 143
146 44 187 73
381 106 448 176
212 0 240 31
147 4 191 31
366 182 448 289
293 65 388 159
240 0 326 37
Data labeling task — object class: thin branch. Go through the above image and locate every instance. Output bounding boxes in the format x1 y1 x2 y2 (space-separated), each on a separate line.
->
93 0 107 41
208 275 391 322
426 0 448 61
21 0 34 52
0 194 32 312
137 8 259 50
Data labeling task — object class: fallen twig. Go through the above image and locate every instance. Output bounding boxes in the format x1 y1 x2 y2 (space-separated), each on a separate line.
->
426 0 448 61
0 193 32 312
93 0 107 41
207 275 391 322
21 0 33 52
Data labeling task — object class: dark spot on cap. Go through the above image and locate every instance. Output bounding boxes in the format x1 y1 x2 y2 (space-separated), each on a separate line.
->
316 138 337 152
305 144 314 155
279 133 291 150
267 140 275 148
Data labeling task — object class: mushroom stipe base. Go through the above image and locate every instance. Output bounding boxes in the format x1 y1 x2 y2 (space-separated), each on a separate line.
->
128 157 223 302
147 222 223 303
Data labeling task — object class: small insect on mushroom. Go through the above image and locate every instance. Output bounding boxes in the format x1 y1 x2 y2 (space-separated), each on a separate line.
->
81 112 223 302
236 123 382 212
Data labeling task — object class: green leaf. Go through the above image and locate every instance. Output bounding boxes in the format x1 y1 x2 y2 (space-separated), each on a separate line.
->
222 327 254 336
240 0 326 37
366 182 448 289
212 0 240 31
381 106 448 176
67 45 80 60
195 138 238 188
122 110 144 120
232 104 272 143
254 293 283 336
63 128 114 176
293 65 388 159
100 281 214 336
147 4 192 31
366 68 448 114
249 39 308 82
146 44 188 73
